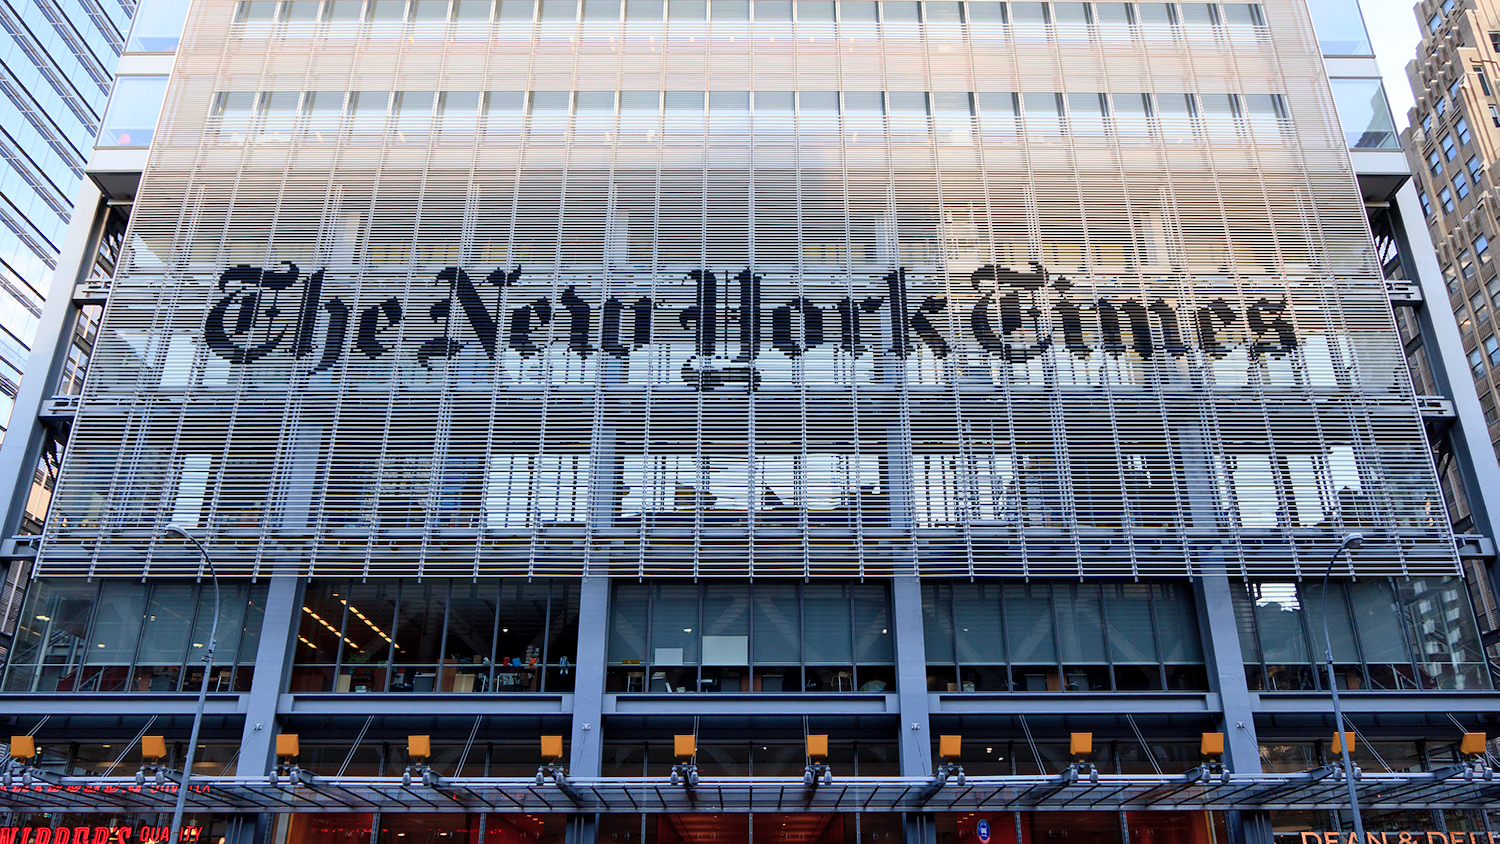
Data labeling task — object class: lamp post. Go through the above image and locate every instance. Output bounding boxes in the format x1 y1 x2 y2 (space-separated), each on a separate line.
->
1320 531 1365 844
163 524 222 844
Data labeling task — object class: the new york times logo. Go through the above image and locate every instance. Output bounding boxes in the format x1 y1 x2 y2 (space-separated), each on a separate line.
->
203 261 1296 387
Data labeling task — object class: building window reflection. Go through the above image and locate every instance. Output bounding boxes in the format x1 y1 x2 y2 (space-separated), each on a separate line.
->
125 0 191 52
1328 78 1399 150
290 578 580 693
1232 576 1492 691
1 578 266 693
922 579 1209 692
99 76 170 147
606 580 894 692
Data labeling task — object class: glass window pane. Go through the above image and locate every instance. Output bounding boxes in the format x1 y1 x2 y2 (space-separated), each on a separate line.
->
796 0 832 19
965 0 1001 21
1250 583 1310 663
86 581 148 665
495 580 552 676
1307 0 1372 54
237 584 267 666
1008 0 1042 22
1329 78 1399 149
802 583 853 663
392 581 446 671
954 582 1004 663
609 582 649 662
800 90 839 113
340 580 398 668
370 0 406 20
844 90 884 114
1349 580 1409 664
665 90 704 111
441 578 497 672
621 90 660 111
888 91 928 114
702 583 750 664
1303 581 1359 663
922 582 955 663
709 90 750 111
1105 583 1157 664
754 0 791 19
192 583 249 666
853 583 892 662
1055 583 1106 663
756 90 794 112
925 0 960 21
649 582 700 665
713 0 748 18
100 76 169 146
1398 576 1491 689
126 0 191 51
752 583 799 662
546 580 581 674
455 0 492 19
881 0 918 20
1052 1 1085 23
1093 2 1128 24
2 579 98 692
1154 582 1204 662
1003 582 1055 664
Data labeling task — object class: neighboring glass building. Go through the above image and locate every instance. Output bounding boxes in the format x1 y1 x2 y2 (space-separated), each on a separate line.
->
0 0 135 438
0 0 1497 843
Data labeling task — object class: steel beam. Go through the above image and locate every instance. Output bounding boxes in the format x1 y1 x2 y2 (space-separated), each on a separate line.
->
237 576 303 777
279 693 571 717
894 575 933 777
569 576 610 777
607 692 895 716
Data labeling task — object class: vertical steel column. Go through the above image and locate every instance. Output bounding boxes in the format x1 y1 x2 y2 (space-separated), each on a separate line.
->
1393 183 1500 598
1195 575 1271 844
0 182 104 540
235 576 303 776
564 814 598 844
893 575 933 777
569 575 610 778
903 812 938 844
227 575 302 844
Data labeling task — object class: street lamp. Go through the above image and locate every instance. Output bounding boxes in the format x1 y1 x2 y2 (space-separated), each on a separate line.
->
163 524 222 844
1319 531 1365 844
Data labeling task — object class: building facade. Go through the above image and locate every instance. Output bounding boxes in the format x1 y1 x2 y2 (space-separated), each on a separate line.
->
0 0 123 442
1404 0 1500 472
0 2 1498 844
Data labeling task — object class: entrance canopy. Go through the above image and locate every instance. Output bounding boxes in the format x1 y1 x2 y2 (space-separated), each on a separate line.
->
0 770 1495 813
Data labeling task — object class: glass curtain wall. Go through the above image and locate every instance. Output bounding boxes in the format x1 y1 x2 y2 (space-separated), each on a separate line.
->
1232 576 1491 691
2 578 267 692
606 580 894 692
921 580 1208 692
290 578 580 692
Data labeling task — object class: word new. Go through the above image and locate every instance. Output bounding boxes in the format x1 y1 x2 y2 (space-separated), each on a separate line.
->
204 262 1299 384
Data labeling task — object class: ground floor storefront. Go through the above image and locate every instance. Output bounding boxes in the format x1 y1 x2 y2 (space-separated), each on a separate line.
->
2 810 1495 844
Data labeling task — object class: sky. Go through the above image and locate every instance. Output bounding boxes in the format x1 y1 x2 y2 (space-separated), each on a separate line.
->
1361 0 1423 119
